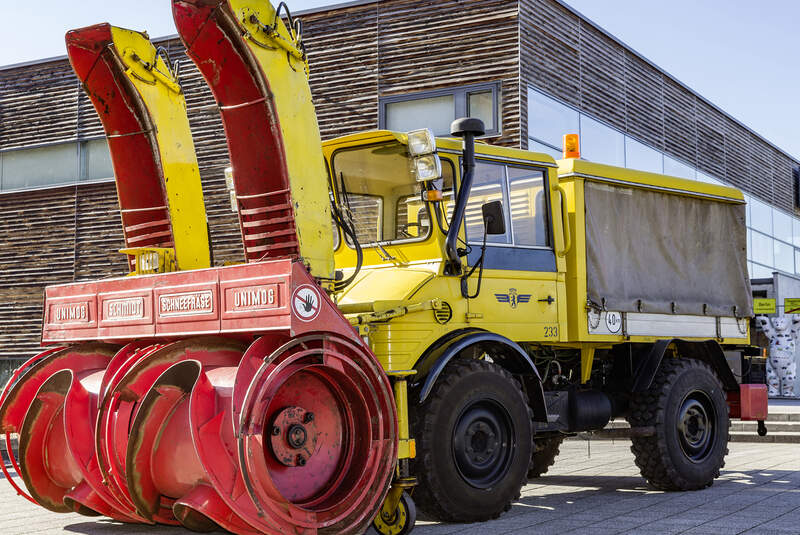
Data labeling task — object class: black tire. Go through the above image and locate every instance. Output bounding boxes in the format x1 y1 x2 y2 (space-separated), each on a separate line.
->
528 436 563 478
627 358 730 491
412 359 532 522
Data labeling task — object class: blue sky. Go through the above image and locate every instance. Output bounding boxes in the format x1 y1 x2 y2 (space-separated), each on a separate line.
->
1 0 797 158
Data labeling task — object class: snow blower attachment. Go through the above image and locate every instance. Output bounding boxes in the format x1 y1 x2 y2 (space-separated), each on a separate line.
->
0 6 397 535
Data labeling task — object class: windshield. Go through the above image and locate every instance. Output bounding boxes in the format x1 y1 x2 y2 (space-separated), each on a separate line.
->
332 141 454 246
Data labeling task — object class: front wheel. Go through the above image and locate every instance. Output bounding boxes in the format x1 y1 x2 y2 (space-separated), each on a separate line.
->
412 359 532 522
628 358 730 490
372 492 416 535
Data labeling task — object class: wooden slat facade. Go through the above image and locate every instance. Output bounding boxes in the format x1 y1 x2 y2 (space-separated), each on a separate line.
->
0 0 797 371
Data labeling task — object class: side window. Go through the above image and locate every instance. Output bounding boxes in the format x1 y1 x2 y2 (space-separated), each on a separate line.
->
507 166 549 247
465 160 551 249
465 161 511 244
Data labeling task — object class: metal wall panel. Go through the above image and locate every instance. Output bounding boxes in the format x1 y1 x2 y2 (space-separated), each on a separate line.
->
519 0 797 212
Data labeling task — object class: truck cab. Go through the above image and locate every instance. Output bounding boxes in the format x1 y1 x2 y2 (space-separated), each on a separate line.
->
324 130 569 371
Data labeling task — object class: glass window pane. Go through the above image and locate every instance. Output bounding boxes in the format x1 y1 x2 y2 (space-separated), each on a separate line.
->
385 95 455 135
84 139 114 181
468 91 495 132
696 170 722 185
748 261 753 278
751 263 773 279
1 143 78 191
749 197 772 235
751 231 774 267
772 209 792 245
794 217 800 247
527 88 578 148
579 115 624 167
507 166 549 247
796 249 800 275
528 139 562 160
663 155 695 180
624 136 662 174
465 161 510 244
774 240 794 273
743 194 751 228
747 229 752 261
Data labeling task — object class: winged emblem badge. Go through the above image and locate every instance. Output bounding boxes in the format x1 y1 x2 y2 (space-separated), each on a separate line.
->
495 288 532 309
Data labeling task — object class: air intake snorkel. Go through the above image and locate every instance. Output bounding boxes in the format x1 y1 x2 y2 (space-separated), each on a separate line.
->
445 117 486 273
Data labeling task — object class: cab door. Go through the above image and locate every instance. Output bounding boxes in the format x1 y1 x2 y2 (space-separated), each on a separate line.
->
462 159 563 342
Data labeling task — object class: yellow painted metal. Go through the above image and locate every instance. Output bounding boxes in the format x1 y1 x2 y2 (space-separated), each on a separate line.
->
393 378 416 460
580 347 595 384
119 247 176 275
109 27 210 271
557 157 746 203
228 0 335 280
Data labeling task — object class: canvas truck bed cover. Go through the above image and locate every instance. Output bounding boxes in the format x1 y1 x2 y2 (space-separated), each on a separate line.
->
560 160 752 318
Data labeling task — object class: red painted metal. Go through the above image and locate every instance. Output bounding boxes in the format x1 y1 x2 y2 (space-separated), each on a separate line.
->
41 259 359 345
171 0 300 263
0 347 64 505
727 384 768 421
66 25 177 269
3 260 397 534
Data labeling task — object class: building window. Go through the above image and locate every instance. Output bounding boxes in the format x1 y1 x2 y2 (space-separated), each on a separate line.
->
380 83 500 136
0 138 114 193
527 83 800 279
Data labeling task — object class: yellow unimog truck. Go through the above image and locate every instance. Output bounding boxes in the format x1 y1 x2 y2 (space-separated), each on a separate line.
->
325 121 762 531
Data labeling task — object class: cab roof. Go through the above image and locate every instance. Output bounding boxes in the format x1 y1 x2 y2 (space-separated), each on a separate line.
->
322 130 558 168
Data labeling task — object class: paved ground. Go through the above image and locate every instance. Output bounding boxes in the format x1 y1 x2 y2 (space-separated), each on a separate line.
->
1 439 798 534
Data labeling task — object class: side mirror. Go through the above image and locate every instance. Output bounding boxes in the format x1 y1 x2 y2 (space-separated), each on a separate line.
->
482 200 505 235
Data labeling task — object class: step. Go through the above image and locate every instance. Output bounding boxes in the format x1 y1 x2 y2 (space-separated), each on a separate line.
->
730 431 800 444
587 419 800 443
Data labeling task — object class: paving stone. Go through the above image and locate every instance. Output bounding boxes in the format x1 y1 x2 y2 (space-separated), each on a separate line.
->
2 441 799 534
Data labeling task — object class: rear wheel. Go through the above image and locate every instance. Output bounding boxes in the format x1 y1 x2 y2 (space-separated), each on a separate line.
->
413 359 532 522
628 358 729 490
528 436 563 478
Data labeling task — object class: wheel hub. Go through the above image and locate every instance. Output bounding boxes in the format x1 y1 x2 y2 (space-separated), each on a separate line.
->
452 401 514 489
676 393 715 462
269 406 318 467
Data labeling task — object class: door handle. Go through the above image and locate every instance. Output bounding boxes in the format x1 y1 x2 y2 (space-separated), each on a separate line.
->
538 295 555 305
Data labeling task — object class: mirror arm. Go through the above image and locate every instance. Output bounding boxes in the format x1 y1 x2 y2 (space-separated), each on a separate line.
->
461 230 487 299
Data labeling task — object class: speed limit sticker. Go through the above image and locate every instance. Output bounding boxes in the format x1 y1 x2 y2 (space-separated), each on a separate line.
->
605 311 622 334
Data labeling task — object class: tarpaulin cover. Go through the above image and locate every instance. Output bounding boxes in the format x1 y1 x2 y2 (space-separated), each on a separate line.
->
584 181 752 317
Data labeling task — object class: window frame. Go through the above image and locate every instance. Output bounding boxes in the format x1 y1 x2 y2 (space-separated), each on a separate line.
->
379 82 501 137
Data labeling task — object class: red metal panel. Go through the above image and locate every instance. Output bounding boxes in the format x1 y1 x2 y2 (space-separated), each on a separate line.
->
42 260 328 344
219 260 292 333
